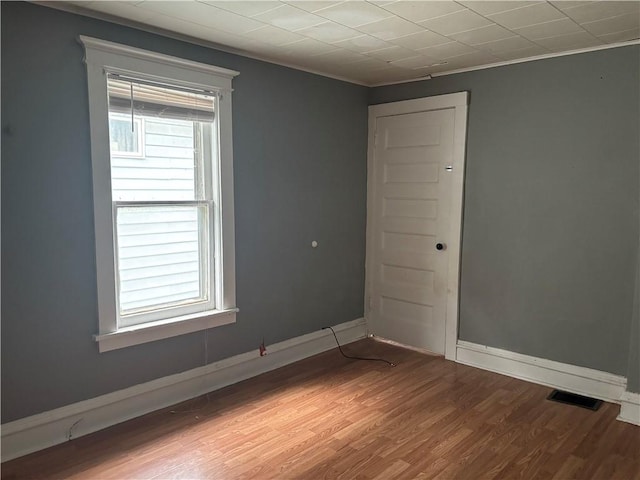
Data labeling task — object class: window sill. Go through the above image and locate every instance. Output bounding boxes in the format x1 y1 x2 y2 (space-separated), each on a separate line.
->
94 308 238 352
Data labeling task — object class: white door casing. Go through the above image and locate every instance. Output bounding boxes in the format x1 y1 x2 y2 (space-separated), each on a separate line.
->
365 92 468 360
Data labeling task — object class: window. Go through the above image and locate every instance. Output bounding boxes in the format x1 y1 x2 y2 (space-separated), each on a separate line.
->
80 36 239 352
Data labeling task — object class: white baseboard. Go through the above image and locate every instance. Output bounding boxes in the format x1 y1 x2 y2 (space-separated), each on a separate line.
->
617 391 640 426
456 341 627 405
1 318 367 462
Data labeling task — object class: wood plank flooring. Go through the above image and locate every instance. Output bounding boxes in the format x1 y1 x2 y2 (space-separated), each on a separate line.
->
3 339 639 479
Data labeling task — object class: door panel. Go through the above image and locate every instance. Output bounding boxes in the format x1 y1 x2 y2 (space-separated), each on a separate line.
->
368 108 455 353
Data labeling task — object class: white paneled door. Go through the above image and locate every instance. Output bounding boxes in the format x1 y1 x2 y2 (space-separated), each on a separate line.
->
367 94 467 356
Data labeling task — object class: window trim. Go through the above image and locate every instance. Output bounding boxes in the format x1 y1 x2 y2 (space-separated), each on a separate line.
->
80 36 239 352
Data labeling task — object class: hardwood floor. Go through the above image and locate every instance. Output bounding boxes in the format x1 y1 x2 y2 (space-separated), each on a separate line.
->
3 339 639 479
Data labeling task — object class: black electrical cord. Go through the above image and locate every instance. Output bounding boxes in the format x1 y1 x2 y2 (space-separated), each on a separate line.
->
323 326 396 367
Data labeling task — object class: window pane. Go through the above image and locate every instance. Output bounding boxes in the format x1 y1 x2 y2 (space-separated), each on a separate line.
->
116 205 210 316
108 78 214 202
109 116 141 155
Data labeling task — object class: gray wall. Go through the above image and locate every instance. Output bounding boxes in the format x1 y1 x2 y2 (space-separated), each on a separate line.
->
1 2 368 422
3 2 639 424
371 46 640 378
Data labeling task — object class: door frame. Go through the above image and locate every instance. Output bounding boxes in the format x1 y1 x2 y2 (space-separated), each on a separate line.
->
365 92 469 361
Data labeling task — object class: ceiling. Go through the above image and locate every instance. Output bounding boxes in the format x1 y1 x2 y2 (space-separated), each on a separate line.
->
55 1 640 85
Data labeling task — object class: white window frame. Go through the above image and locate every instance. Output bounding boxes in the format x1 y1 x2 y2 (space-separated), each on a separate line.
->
80 36 239 352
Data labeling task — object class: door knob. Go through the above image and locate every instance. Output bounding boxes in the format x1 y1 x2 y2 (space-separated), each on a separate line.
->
436 243 446 251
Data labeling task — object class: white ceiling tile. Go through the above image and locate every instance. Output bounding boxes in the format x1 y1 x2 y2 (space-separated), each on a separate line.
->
285 1 343 13
200 1 282 17
461 1 543 16
368 0 399 6
251 4 325 30
136 1 183 16
356 15 425 40
449 24 516 45
581 13 640 37
243 24 306 45
246 42 297 58
390 54 442 69
149 12 254 45
550 2 592 11
535 30 604 51
141 1 266 33
598 27 640 43
434 52 502 71
561 1 640 24
494 44 549 60
142 13 204 35
315 1 393 27
487 2 566 29
364 44 418 61
76 0 640 86
195 27 266 49
419 9 493 35
514 17 585 40
378 1 466 22
475 35 537 54
295 21 363 42
444 50 501 67
333 35 392 53
414 58 463 74
85 1 158 22
417 41 479 59
309 48 371 63
336 57 398 76
281 37 340 55
388 29 451 49
345 56 397 69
